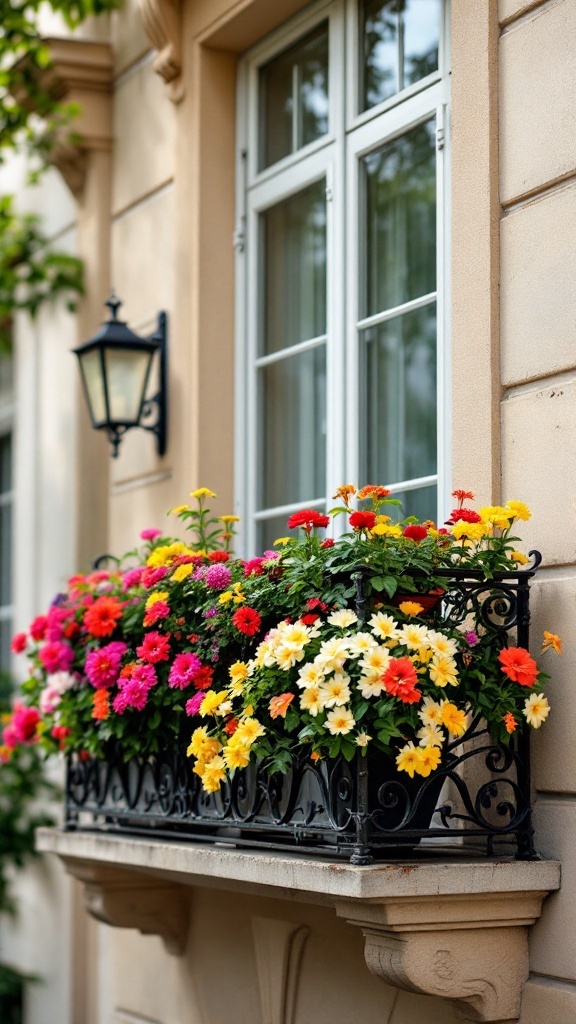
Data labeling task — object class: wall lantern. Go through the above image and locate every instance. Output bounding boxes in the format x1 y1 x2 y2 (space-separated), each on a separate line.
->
73 294 168 458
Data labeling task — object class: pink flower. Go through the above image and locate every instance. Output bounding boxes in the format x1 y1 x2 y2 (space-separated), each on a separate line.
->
143 601 170 626
40 687 62 715
12 704 41 744
39 641 75 674
141 566 168 588
46 605 72 642
114 664 157 712
122 567 144 590
136 631 171 664
11 632 27 654
140 528 162 541
185 692 205 716
85 641 127 689
168 652 202 689
204 564 233 590
29 615 48 641
2 723 17 749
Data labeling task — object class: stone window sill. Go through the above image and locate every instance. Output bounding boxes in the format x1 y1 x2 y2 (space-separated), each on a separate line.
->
37 828 560 1024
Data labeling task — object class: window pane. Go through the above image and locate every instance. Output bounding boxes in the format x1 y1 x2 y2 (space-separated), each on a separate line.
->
0 618 12 674
258 346 326 510
363 119 436 317
262 179 327 355
360 0 440 112
360 303 437 488
391 484 437 524
259 22 329 171
0 502 11 607
0 434 11 494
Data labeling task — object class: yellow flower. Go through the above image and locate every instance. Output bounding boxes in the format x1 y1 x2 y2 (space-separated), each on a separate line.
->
440 702 467 737
200 754 227 792
147 542 191 568
145 590 169 610
371 523 402 538
170 504 190 515
187 727 222 761
332 484 356 504
524 693 550 728
324 707 356 736
172 563 193 582
191 488 217 499
300 685 323 716
429 654 459 688
219 514 239 523
542 631 562 654
478 506 514 530
199 690 229 717
396 742 422 778
416 745 442 777
218 590 233 605
229 661 250 687
451 521 491 542
234 718 265 746
398 600 425 616
505 500 531 522
223 742 251 770
273 537 291 546
510 551 529 565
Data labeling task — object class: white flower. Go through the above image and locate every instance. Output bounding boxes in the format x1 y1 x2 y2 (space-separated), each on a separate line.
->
357 673 385 699
356 732 372 747
417 723 444 747
324 707 356 735
40 687 62 715
327 608 358 628
398 623 430 650
427 630 458 658
369 611 400 643
347 632 378 657
47 671 76 694
297 662 325 690
418 696 444 725
316 637 350 672
319 672 351 707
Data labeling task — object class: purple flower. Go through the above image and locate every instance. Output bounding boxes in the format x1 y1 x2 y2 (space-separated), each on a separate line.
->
464 631 479 646
185 692 205 716
204 564 232 591
140 528 162 541
168 652 202 690
204 607 217 619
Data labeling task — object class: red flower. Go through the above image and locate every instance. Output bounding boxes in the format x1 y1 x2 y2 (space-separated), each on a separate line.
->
232 607 262 636
448 508 482 524
84 596 123 638
498 647 539 687
452 489 475 504
306 598 328 612
193 665 214 691
403 524 428 542
51 724 72 747
243 557 266 576
321 538 335 548
287 509 330 531
383 657 419 697
301 614 319 625
349 510 376 530
30 615 48 641
143 601 170 627
208 550 230 563
224 717 239 736
136 631 171 664
10 632 27 654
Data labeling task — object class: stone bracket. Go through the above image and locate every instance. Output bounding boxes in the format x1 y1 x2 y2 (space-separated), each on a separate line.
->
335 891 550 1023
136 0 184 102
64 857 189 956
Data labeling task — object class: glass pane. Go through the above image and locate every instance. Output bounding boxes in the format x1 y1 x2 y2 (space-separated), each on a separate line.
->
390 484 437 524
0 502 11 607
80 349 107 425
0 618 12 673
258 346 326 510
104 348 152 424
0 434 12 494
363 119 436 317
360 303 437 488
360 0 440 112
262 179 327 355
256 513 300 555
259 22 329 171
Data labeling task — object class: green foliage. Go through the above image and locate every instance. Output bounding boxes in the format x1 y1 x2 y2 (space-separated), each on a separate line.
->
0 195 84 350
0 674 57 916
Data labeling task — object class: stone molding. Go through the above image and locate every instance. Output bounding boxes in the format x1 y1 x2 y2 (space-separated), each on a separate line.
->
37 828 560 1023
136 0 184 102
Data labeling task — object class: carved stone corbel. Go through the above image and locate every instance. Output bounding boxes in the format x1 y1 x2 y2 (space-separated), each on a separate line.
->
136 0 184 102
64 858 189 956
252 917 309 1024
335 891 550 1023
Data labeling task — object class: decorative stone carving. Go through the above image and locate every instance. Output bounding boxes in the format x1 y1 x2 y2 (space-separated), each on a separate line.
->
335 892 549 1022
251 917 309 1024
136 0 184 102
64 858 189 956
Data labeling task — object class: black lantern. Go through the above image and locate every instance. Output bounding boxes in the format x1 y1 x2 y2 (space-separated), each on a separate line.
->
73 294 168 458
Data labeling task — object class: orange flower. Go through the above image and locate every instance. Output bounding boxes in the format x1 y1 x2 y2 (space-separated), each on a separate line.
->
310 750 321 762
382 657 419 701
269 692 295 719
503 712 518 734
452 489 474 504
332 484 356 506
498 647 538 687
224 717 239 736
92 689 110 721
357 485 391 500
542 631 562 655
83 596 123 638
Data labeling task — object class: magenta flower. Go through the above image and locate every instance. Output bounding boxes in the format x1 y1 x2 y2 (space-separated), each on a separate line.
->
122 567 144 591
204 564 232 591
136 631 171 664
140 528 162 541
168 651 202 689
11 703 41 743
39 641 75 674
185 692 205 716
46 605 71 641
85 641 127 689
141 566 168 589
243 558 265 577
464 631 479 646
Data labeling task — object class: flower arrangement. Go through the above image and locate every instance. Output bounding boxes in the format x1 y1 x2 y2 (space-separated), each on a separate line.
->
5 486 559 799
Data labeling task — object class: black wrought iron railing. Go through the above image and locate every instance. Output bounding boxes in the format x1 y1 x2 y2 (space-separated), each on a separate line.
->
65 557 541 864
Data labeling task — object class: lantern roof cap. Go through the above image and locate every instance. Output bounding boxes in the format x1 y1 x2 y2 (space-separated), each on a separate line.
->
73 293 158 354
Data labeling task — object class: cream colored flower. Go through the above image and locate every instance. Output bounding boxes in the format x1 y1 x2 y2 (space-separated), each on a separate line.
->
357 673 385 699
523 693 550 728
300 686 323 717
319 672 351 708
324 707 356 736
417 723 444 748
315 637 350 672
359 645 391 675
297 662 325 690
398 623 430 650
327 608 358 628
347 631 378 658
356 732 372 747
418 696 444 726
427 631 458 659
368 612 400 643
429 654 459 688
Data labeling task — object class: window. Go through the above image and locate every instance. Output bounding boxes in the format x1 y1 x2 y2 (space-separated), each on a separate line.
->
236 0 449 553
0 432 12 673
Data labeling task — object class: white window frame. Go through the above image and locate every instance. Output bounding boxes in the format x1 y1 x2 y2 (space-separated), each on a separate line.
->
235 0 450 555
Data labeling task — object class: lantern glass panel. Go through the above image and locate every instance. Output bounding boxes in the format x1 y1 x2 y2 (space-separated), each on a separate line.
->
104 347 153 424
80 348 107 425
